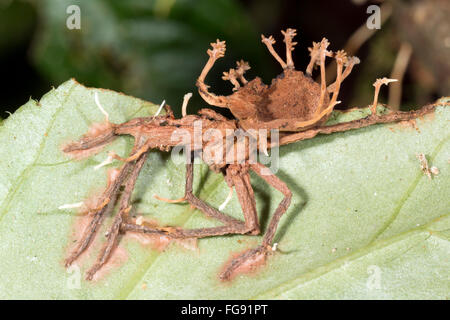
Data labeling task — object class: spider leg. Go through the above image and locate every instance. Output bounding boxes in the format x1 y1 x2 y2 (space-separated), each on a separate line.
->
261 34 287 69
155 154 254 228
196 39 229 108
109 142 150 162
281 28 297 69
63 123 116 157
122 163 260 243
64 137 146 269
85 151 149 280
219 162 292 281
275 102 441 147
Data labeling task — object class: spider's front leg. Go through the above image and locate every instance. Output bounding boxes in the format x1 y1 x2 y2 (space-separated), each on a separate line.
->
260 28 299 70
219 162 292 281
64 136 148 275
261 33 287 69
281 28 297 69
85 150 149 280
222 60 251 91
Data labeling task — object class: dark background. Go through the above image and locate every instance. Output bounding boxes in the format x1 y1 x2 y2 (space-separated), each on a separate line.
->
1 0 449 119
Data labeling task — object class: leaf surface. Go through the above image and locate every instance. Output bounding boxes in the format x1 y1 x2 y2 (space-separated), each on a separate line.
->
0 80 448 299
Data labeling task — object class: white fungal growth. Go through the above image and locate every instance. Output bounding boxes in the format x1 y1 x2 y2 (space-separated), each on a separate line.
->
94 154 114 170
271 243 278 251
182 92 193 117
154 100 166 117
94 92 110 122
58 202 84 210
430 166 440 175
219 187 234 211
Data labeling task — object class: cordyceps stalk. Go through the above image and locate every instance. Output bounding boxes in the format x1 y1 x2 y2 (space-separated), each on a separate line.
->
328 50 346 112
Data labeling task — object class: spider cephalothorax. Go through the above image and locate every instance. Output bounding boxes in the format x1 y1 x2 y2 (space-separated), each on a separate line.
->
196 28 360 131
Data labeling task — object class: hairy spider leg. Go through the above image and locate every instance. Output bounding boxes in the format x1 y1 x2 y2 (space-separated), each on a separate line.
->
86 150 149 280
276 103 440 147
65 138 148 268
65 162 131 267
219 162 292 281
109 141 150 163
293 41 356 129
123 160 260 245
328 50 347 109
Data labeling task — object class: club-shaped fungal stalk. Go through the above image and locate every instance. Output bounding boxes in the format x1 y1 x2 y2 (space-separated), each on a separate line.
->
315 38 331 116
282 28 297 69
182 92 192 117
261 34 287 69
94 92 110 123
154 100 166 117
196 40 229 107
235 60 250 85
371 78 398 114
327 56 360 92
306 41 321 76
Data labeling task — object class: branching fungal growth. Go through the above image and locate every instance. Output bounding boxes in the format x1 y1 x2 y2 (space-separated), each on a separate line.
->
61 28 444 281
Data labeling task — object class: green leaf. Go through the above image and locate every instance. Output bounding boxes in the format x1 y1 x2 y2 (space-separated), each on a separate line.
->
0 80 448 299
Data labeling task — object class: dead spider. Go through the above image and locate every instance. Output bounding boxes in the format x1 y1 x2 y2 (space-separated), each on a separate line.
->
62 28 441 281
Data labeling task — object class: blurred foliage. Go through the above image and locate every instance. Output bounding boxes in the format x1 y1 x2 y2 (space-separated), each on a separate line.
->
0 0 448 117
0 0 35 57
31 0 271 117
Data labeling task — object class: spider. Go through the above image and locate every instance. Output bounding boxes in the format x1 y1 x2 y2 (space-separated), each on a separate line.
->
62 28 440 281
